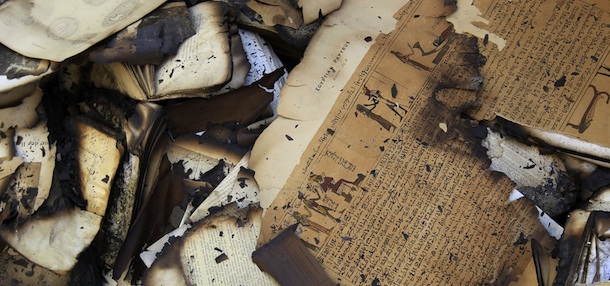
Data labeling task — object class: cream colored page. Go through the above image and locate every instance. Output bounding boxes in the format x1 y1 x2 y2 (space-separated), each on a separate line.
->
456 0 610 148
0 72 53 94
153 2 231 98
0 0 166 62
297 0 343 25
181 211 278 286
166 137 243 181
189 153 250 223
250 0 408 208
13 121 56 213
77 122 122 217
257 0 551 284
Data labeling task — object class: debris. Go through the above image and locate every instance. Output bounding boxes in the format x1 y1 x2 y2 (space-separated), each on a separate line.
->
253 224 333 286
482 129 577 217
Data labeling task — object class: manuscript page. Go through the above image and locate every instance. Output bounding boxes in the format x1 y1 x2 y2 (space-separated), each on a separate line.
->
457 0 610 148
251 0 556 284
144 208 278 286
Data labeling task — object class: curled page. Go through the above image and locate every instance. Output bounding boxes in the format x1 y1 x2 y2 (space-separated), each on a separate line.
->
0 0 166 61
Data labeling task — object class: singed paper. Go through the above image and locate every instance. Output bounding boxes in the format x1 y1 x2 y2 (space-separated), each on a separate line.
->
145 209 278 286
251 0 557 284
0 0 166 61
459 0 610 148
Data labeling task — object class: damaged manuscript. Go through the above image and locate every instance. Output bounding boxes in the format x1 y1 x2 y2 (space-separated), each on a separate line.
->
89 1 245 101
250 0 570 284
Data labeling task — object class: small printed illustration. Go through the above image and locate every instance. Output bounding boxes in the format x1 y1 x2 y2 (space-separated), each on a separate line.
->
390 25 454 72
566 64 610 134
566 84 609 133
356 85 408 132
289 173 366 250
308 173 365 203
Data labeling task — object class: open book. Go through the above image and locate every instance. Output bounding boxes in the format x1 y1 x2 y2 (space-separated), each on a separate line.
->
90 1 244 101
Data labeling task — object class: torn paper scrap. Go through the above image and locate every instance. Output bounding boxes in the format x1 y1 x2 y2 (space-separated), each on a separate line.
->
483 128 577 216
143 208 277 285
253 224 334 285
0 208 102 274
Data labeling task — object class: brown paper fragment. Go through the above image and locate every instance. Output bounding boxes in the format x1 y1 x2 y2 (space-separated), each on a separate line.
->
0 87 42 132
297 0 343 25
113 155 186 280
246 0 303 29
0 247 70 285
164 68 285 136
0 83 37 108
252 225 335 286
75 118 123 217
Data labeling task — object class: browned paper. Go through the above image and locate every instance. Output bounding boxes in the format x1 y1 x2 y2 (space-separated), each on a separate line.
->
252 0 556 284
458 0 610 148
252 225 334 286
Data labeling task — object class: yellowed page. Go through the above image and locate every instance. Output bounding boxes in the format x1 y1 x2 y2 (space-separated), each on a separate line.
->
453 0 610 148
0 248 70 286
180 210 277 285
251 0 407 208
189 153 257 223
76 120 122 217
152 1 232 98
252 0 552 284
10 120 56 217
144 209 278 285
0 0 166 62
